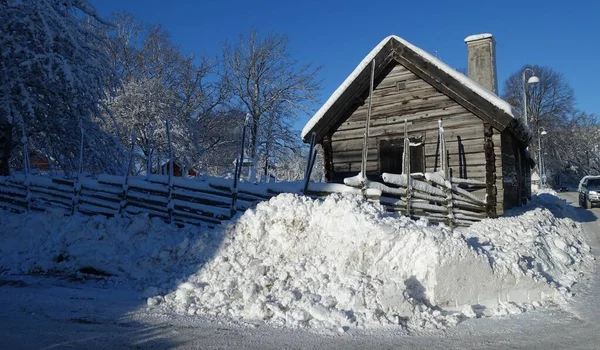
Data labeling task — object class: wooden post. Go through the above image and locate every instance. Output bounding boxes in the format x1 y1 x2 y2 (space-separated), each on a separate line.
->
302 132 317 194
166 120 174 223
439 120 454 229
360 59 376 187
322 135 333 182
78 118 84 175
483 123 497 218
120 133 136 216
20 123 29 176
231 113 250 216
403 120 411 217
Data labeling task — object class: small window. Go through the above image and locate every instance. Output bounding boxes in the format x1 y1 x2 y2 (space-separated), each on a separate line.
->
396 81 406 91
379 137 424 174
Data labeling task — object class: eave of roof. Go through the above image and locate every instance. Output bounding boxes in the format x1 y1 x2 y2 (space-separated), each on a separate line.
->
302 35 521 143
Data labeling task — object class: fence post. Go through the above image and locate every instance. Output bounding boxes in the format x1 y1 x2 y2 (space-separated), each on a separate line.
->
302 132 317 194
438 120 454 229
403 120 411 217
120 132 136 216
231 113 250 216
360 59 376 190
166 120 174 223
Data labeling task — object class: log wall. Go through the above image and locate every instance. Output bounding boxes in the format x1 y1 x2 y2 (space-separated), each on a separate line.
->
326 62 502 209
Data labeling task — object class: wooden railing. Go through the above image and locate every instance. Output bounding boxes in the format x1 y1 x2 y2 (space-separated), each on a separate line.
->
0 171 485 228
0 174 296 226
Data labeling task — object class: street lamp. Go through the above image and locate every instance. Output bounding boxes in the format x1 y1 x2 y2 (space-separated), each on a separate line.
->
522 68 539 127
538 127 548 186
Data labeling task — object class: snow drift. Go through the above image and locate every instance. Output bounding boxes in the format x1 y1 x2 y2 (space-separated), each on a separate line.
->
0 192 592 331
156 193 592 330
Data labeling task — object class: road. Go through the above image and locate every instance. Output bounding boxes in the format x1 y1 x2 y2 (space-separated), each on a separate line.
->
0 192 598 349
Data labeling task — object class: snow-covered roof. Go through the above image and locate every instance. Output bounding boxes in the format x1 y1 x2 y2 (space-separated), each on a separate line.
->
302 35 517 141
464 33 493 43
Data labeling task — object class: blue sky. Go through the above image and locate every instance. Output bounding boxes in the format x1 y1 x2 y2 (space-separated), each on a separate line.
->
93 0 600 128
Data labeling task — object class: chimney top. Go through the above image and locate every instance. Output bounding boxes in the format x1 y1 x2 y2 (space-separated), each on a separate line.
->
464 33 498 94
464 33 493 43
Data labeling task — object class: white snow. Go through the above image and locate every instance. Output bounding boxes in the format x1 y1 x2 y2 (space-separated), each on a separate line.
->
0 191 592 333
301 35 516 140
464 33 493 43
156 193 589 331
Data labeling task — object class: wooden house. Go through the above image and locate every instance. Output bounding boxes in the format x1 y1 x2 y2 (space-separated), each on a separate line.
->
160 160 198 178
301 34 532 217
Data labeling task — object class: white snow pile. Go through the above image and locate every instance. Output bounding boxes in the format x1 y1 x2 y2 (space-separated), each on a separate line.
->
0 191 592 332
461 192 593 294
152 192 592 331
0 210 218 287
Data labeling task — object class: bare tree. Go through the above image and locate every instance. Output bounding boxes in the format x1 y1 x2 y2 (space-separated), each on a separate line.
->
502 65 576 176
221 30 320 180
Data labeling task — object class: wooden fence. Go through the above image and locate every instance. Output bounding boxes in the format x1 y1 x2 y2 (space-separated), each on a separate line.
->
0 122 487 229
0 174 294 226
0 171 485 228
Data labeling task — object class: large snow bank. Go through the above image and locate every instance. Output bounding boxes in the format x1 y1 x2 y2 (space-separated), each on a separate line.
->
155 193 591 331
0 192 592 332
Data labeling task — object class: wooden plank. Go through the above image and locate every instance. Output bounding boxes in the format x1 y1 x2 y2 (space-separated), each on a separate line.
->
347 95 459 123
307 45 396 142
392 47 513 132
338 105 473 132
333 162 379 173
333 120 483 143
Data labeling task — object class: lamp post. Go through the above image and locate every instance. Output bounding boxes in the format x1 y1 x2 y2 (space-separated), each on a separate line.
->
538 127 547 187
522 68 539 127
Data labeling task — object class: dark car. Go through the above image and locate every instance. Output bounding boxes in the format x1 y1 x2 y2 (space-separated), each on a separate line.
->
578 176 600 209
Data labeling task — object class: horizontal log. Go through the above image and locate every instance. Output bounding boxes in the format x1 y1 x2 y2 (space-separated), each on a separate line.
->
78 203 117 216
339 106 469 133
172 199 230 219
125 206 169 219
30 192 72 207
126 191 169 205
347 94 457 122
79 189 121 204
0 201 27 213
78 196 120 211
453 199 486 212
0 185 27 197
172 209 224 225
0 193 28 205
453 210 487 219
335 113 481 142
126 200 168 214
451 177 486 187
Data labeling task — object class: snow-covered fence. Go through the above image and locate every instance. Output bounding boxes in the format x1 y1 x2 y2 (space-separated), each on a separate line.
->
0 172 487 228
0 174 299 226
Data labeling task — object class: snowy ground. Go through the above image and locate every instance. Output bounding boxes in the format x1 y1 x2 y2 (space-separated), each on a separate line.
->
0 191 599 348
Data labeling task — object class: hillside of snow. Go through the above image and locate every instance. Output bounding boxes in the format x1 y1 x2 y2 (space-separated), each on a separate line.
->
0 192 593 332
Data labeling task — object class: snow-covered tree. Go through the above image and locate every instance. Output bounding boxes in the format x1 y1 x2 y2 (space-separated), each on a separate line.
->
0 0 121 175
105 14 235 175
221 30 321 180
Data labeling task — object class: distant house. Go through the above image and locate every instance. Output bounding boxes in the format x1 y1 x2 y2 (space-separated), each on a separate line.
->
301 34 532 216
160 160 198 178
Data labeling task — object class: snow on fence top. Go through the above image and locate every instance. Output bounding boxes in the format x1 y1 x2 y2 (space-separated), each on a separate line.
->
301 35 516 140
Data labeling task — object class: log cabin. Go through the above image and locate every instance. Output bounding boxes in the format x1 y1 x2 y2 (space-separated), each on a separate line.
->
301 34 532 217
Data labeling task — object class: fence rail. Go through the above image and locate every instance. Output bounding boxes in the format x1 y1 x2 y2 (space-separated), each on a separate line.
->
0 170 486 228
0 174 301 226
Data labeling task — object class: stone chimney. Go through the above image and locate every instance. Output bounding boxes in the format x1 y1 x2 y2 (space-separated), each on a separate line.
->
464 33 498 94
